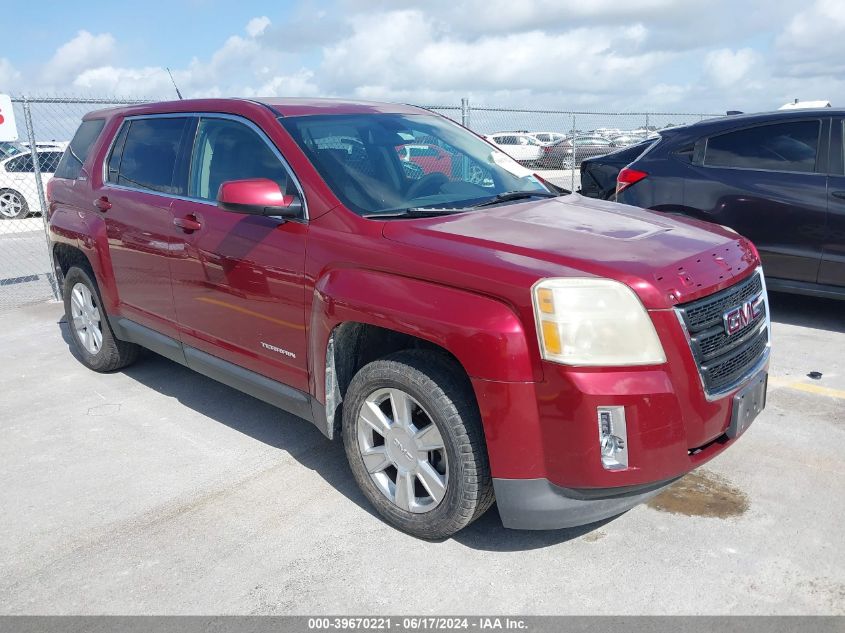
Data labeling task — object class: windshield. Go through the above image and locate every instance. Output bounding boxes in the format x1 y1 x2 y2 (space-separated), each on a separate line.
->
279 113 549 216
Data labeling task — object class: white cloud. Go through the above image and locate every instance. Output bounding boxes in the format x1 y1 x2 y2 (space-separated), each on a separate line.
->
703 48 763 89
776 0 845 76
244 69 321 97
72 66 176 96
0 58 21 91
246 16 271 38
42 31 116 85
8 2 845 113
321 10 666 101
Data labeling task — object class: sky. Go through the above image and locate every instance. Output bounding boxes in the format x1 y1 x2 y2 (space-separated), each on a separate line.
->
2 0 844 114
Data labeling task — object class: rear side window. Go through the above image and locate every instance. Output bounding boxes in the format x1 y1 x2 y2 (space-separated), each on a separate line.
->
107 117 190 194
54 119 105 179
704 121 820 173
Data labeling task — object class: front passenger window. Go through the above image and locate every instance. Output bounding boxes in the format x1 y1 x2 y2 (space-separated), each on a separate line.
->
190 118 291 202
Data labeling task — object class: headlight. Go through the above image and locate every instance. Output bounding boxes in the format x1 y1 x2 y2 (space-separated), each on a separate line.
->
532 277 666 366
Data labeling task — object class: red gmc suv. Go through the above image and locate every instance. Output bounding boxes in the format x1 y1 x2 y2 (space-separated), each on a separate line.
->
48 98 770 539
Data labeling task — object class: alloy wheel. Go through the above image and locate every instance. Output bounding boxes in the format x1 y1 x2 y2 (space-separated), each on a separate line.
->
356 387 448 513
70 282 103 355
0 192 24 219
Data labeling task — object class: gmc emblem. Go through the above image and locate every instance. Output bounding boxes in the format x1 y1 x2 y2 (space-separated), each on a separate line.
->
723 292 764 335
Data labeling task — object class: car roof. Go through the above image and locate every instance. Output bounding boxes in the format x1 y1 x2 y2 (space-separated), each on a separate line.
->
83 97 429 121
665 107 845 136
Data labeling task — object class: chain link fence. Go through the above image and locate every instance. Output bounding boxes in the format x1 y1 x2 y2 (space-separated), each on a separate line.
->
1 97 149 311
0 96 719 311
424 101 717 191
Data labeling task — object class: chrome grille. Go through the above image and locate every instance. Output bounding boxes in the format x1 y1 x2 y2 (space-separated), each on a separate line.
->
676 271 769 396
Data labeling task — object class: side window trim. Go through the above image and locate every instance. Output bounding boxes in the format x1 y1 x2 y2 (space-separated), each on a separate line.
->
101 111 308 218
701 118 824 175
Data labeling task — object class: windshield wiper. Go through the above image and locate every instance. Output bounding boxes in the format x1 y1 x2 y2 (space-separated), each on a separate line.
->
474 190 559 208
363 208 469 219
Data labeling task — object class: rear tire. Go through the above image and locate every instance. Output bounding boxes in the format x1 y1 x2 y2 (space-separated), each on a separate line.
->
63 266 140 372
342 350 494 539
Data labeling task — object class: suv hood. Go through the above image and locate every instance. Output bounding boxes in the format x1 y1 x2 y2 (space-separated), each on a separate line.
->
382 194 759 309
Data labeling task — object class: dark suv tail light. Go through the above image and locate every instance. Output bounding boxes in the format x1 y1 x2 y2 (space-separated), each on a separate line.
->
616 167 648 196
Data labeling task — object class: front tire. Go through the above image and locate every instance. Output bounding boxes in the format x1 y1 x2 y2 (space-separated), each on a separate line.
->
63 266 140 372
342 350 494 539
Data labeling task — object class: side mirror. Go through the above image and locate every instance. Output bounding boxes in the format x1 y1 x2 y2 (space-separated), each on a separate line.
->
217 178 303 218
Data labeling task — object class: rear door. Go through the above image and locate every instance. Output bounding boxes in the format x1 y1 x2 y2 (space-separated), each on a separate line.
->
686 118 828 283
819 118 845 288
98 115 193 335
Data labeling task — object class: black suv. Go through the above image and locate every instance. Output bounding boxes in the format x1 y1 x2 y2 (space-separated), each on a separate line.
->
585 109 845 299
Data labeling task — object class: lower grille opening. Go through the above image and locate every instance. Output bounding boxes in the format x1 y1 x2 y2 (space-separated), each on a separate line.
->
688 433 729 456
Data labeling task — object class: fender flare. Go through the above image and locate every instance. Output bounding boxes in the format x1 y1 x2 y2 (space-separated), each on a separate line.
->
52 212 117 310
308 268 539 405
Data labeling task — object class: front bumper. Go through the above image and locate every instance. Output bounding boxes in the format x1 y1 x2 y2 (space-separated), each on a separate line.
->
470 297 769 529
493 476 678 530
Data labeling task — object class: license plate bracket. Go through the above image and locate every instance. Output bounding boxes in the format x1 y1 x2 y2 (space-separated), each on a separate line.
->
727 371 767 439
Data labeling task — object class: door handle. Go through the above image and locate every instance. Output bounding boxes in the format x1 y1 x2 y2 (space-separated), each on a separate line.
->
173 215 202 232
93 196 111 212
832 191 845 200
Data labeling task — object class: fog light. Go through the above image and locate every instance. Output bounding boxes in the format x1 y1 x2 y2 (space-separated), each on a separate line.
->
597 406 628 470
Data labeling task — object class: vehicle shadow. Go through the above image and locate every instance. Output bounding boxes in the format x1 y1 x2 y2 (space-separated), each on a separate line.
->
451 511 619 551
767 291 844 333
57 317 377 518
58 317 615 551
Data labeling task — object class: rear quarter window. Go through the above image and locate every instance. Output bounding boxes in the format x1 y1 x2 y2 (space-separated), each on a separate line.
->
54 119 106 180
704 120 820 173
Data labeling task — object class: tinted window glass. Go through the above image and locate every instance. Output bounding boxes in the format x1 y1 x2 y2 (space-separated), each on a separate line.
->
112 117 189 194
106 122 131 184
5 155 32 172
189 118 290 201
705 121 820 172
54 119 105 179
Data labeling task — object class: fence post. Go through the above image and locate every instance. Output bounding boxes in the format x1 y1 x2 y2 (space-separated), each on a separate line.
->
645 113 650 133
22 97 60 300
461 98 470 128
570 112 576 191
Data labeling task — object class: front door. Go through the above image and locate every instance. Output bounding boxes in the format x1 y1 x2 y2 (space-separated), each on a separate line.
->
168 115 309 392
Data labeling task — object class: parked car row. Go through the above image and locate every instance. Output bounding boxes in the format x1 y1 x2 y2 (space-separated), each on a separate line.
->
486 129 660 168
580 108 845 298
